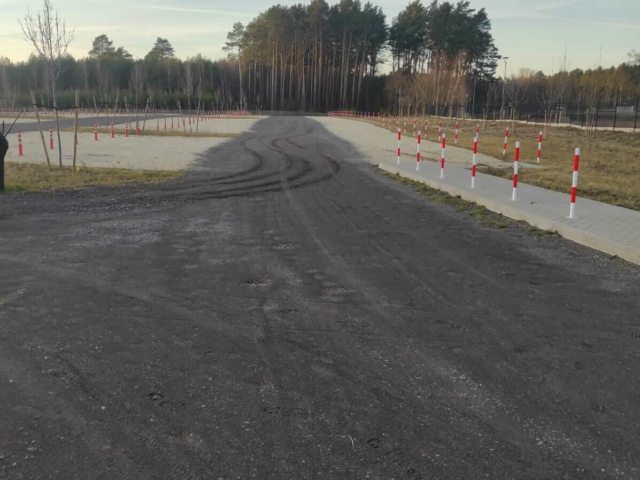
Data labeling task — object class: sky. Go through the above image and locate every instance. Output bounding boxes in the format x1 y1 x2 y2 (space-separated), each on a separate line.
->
1 0 639 76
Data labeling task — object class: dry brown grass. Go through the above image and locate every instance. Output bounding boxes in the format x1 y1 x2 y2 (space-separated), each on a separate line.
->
66 127 239 138
366 116 640 211
2 162 182 192
0 114 57 120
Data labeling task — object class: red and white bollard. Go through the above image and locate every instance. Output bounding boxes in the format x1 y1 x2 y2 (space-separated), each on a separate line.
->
512 141 520 201
536 131 542 163
403 118 407 135
171 118 174 130
476 124 480 135
471 135 478 188
18 129 23 156
503 126 509 155
125 121 129 137
164 118 167 131
413 119 416 137
416 130 421 171
455 122 459 145
397 128 401 165
438 121 442 141
111 120 114 138
94 122 98 141
396 116 399 130
440 133 446 178
569 148 580 219
49 126 54 150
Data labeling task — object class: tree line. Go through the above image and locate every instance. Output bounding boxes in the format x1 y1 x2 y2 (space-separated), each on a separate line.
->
1 0 639 122
1 0 501 114
0 37 245 113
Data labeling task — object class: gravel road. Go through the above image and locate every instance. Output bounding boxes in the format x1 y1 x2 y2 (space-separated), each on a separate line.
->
0 115 639 479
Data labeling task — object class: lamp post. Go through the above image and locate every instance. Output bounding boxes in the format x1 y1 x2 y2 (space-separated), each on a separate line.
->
501 57 509 119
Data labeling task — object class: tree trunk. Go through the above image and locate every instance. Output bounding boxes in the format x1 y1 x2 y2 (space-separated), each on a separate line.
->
52 81 63 168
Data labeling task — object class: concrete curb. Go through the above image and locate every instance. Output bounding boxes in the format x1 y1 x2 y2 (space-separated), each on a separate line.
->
379 163 640 266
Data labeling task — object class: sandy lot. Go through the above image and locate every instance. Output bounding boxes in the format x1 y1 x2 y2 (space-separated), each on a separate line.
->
113 116 262 135
312 116 537 170
4 117 264 171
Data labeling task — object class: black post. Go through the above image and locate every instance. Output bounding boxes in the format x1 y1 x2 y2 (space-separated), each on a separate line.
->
612 87 619 131
634 94 639 133
0 122 6 192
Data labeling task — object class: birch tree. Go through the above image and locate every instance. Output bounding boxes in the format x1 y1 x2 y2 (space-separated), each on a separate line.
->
20 0 75 168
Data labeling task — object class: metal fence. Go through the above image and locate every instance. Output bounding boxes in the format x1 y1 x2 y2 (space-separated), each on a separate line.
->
464 96 640 131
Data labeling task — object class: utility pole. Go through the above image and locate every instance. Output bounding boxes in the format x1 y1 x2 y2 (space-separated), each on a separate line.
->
501 57 509 119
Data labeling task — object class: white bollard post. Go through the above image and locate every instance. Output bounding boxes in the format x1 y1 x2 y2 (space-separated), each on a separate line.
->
512 141 520 201
503 126 509 155
416 130 421 171
471 135 478 188
536 131 543 163
440 133 446 178
569 148 581 219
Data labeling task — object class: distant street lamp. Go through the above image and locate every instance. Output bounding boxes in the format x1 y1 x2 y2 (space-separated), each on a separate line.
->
501 57 509 119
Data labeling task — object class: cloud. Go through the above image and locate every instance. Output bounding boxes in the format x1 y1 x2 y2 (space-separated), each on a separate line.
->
74 25 127 33
530 0 587 11
119 2 254 18
580 19 640 30
491 9 640 30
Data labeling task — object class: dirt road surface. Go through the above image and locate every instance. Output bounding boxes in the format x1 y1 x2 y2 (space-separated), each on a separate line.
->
1 116 639 479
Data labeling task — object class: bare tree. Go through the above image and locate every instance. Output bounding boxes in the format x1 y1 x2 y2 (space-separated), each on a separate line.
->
20 0 75 168
505 69 534 133
443 52 467 124
583 79 602 145
484 82 498 126
538 71 569 137
185 61 194 133
537 56 571 138
129 61 146 127
628 49 640 65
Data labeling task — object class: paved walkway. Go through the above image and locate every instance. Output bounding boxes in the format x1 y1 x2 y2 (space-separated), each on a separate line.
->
379 158 640 265
313 117 640 266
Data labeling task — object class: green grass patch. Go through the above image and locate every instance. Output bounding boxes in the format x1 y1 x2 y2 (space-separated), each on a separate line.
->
526 225 559 237
2 162 182 193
